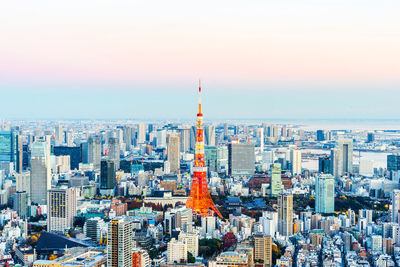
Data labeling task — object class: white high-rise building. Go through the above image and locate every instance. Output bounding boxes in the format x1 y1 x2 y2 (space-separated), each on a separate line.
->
290 149 302 175
392 190 400 223
107 218 133 267
260 211 278 237
156 130 167 148
137 123 146 144
167 238 187 263
30 141 51 205
88 135 101 170
202 216 216 237
47 187 77 232
179 232 199 257
179 127 191 153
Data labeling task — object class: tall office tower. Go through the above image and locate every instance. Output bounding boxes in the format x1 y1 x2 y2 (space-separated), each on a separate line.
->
367 132 375 143
47 187 77 232
392 190 400 223
84 217 106 243
217 145 228 172
53 146 81 170
223 123 228 139
331 139 353 178
123 126 135 149
254 235 272 267
80 142 88 164
107 218 133 267
315 174 335 214
290 149 302 175
167 238 188 263
278 194 293 237
88 135 101 170
204 125 216 146
100 159 116 192
0 130 22 172
179 127 191 153
318 156 331 174
14 191 28 219
204 146 218 173
55 124 63 145
388 155 400 172
234 125 239 135
316 130 325 141
258 127 264 150
186 83 222 218
30 141 51 205
156 130 167 148
16 172 30 199
108 137 120 170
228 143 255 177
270 163 282 196
137 123 146 144
167 133 180 174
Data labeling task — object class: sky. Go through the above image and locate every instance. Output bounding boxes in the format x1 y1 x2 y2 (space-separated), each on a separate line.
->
0 0 399 120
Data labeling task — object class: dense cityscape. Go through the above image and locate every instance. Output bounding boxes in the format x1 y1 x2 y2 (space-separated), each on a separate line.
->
0 84 399 267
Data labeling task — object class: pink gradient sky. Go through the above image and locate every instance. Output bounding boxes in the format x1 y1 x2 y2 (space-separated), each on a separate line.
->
0 0 399 89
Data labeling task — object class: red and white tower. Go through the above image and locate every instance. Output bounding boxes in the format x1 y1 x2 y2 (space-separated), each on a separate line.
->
185 81 222 218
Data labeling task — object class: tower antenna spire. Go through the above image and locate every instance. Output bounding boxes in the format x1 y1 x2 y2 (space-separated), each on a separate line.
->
198 79 202 114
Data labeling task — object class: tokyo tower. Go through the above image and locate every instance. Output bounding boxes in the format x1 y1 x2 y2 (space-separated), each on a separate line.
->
185 81 222 218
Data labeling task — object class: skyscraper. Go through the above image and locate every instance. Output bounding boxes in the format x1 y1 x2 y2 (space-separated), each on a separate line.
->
100 159 116 193
123 126 136 149
47 187 77 232
318 156 331 174
316 130 325 141
278 193 293 236
156 129 167 148
331 139 353 178
107 218 133 267
14 191 28 219
55 124 63 145
167 133 180 174
30 141 51 205
204 125 216 146
228 143 255 177
388 155 400 172
290 149 302 175
270 163 282 196
137 123 146 144
179 127 191 153
392 190 400 224
367 132 375 143
315 174 335 214
88 135 101 170
0 130 22 172
108 137 120 170
254 235 272 267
